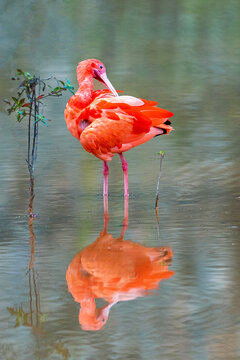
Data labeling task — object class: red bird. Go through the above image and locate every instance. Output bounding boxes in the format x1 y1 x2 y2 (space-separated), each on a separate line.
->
66 197 174 331
64 59 174 197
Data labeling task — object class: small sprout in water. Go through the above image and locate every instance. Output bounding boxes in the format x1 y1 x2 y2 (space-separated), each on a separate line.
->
155 150 165 156
5 69 74 177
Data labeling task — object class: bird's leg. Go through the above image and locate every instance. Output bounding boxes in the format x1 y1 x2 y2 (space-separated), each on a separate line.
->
119 153 129 197
103 161 109 197
123 196 129 227
103 195 109 233
120 196 129 238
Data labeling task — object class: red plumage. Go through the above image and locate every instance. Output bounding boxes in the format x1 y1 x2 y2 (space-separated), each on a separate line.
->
64 59 174 196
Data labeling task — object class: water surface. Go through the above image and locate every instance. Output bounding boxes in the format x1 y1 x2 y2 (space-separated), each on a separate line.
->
0 1 240 359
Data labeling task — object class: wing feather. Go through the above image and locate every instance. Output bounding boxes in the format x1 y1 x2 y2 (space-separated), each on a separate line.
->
80 111 134 160
75 94 174 161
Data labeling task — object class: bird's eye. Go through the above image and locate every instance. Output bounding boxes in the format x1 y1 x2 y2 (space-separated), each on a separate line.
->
99 65 103 69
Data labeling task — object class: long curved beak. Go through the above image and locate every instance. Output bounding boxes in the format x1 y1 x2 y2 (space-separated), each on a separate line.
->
97 72 118 97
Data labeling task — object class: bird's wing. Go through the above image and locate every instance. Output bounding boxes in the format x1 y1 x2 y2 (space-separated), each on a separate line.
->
64 90 117 140
79 95 174 161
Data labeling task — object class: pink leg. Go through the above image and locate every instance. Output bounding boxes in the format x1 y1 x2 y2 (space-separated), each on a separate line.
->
103 161 109 197
120 196 129 238
103 195 109 232
119 153 129 197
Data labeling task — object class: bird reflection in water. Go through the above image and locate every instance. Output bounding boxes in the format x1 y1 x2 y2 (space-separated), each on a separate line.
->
66 198 174 331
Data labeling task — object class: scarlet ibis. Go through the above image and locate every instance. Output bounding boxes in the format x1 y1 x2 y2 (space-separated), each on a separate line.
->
64 59 174 197
66 197 174 331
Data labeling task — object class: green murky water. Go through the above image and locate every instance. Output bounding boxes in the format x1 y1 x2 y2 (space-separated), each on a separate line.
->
0 0 240 359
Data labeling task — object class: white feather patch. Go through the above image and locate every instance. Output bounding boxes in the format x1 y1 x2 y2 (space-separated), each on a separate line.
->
104 96 144 106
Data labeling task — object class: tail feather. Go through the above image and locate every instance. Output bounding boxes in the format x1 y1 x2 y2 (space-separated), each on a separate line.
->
154 119 173 136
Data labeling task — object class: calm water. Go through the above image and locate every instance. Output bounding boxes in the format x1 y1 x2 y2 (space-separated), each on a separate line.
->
0 0 240 359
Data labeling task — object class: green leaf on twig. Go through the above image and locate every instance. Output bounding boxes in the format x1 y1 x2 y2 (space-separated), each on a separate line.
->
34 115 48 126
5 69 75 176
155 150 165 156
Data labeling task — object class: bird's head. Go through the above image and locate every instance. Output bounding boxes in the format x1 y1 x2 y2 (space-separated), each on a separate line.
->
79 303 110 331
77 59 118 96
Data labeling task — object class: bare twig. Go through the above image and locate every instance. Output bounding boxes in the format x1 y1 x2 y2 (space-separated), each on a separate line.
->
155 151 165 209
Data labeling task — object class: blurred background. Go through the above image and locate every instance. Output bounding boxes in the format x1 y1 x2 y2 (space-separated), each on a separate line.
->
0 0 240 359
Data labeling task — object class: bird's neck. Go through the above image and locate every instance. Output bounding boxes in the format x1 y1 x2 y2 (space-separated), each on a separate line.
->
75 71 94 106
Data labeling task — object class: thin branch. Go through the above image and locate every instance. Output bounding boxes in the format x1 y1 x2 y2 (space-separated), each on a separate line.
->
31 86 37 172
155 151 165 209
5 71 75 178
28 93 34 176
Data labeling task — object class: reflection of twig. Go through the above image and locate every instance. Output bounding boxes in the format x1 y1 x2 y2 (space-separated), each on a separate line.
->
27 177 43 334
7 177 42 332
155 151 165 209
53 342 70 360
29 271 33 325
33 269 40 329
28 177 36 270
7 177 70 359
